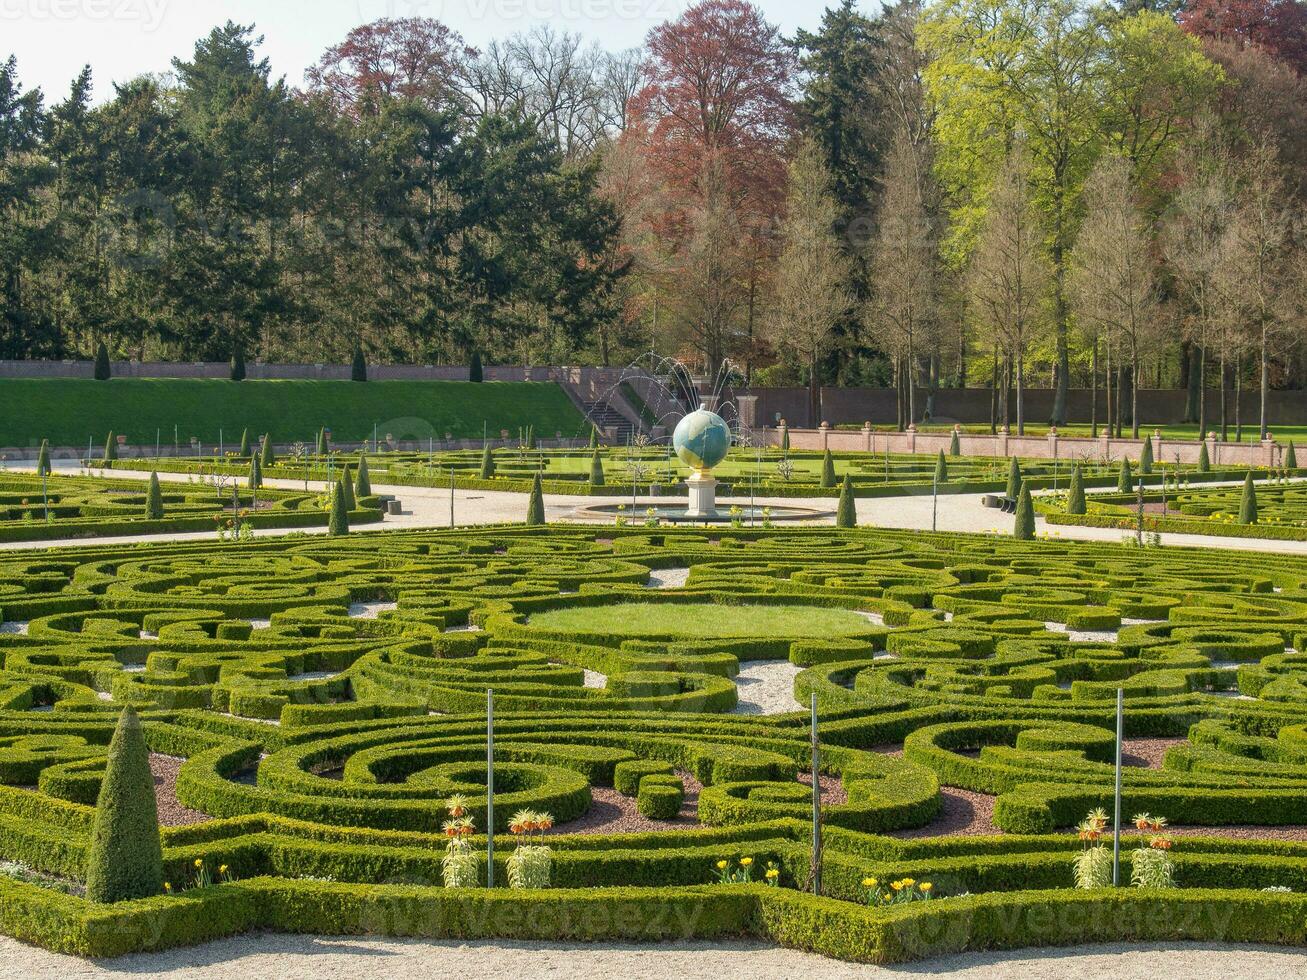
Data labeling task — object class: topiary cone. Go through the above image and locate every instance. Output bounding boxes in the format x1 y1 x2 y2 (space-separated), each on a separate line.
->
1006 457 1021 500
820 450 836 488
935 449 948 484
355 454 371 496
339 465 355 510
1067 465 1086 515
104 431 118 463
589 450 605 488
85 706 163 903
1139 437 1153 475
249 454 262 489
36 439 50 476
1239 472 1258 525
835 476 856 528
93 341 111 381
949 430 960 456
526 472 545 526
328 478 350 535
317 428 328 456
1118 458 1133 494
1013 480 1036 540
479 444 495 479
261 433 275 467
1287 441 1297 470
1197 441 1210 473
145 472 163 520
238 428 250 458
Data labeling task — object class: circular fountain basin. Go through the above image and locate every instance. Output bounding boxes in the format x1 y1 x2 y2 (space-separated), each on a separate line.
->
571 501 832 524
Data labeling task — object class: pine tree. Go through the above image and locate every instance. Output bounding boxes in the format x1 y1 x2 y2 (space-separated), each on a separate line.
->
589 450 605 487
1197 441 1210 473
317 427 328 455
479 445 495 479
949 430 961 456
144 472 163 519
249 454 262 489
238 428 250 457
104 431 118 463
934 449 948 484
1239 472 1258 525
1067 465 1086 515
84 707 163 903
328 478 350 535
820 450 836 488
351 345 367 382
835 475 856 528
469 350 483 383
526 472 545 525
1139 437 1153 474
1287 442 1298 470
339 465 355 510
1006 457 1022 499
1013 481 1036 540
230 347 246 381
36 439 50 476
93 341 111 381
355 454 371 497
1118 458 1133 493
261 433 275 467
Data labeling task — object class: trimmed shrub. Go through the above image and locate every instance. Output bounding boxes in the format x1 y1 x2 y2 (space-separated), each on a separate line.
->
1118 458 1133 493
355 454 371 496
1006 458 1021 499
93 341 110 380
104 432 118 462
248 455 262 489
480 445 496 480
84 706 163 903
1287 441 1297 469
145 472 163 520
261 434 275 467
589 426 599 449
339 466 356 511
469 351 483 383
526 473 545 526
351 346 367 382
949 430 960 456
637 775 684 819
820 451 836 489
1067 465 1085 515
934 450 948 484
1198 441 1210 472
1239 472 1257 525
238 429 250 457
316 428 328 456
1013 481 1035 540
589 450 605 488
328 479 350 535
1139 437 1153 474
230 348 246 382
36 439 50 476
835 476 855 528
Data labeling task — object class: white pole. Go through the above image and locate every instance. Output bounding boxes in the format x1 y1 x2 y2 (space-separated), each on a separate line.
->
1112 688 1123 886
810 691 821 895
486 689 495 887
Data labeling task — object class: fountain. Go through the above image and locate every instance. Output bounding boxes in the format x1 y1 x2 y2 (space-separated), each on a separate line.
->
672 407 731 519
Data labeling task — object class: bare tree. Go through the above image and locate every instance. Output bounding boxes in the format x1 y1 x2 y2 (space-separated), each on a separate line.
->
866 132 938 427
965 149 1052 435
767 138 854 424
1069 154 1161 438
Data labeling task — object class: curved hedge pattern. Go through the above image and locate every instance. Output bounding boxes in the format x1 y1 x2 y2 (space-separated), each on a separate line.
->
1 525 1307 962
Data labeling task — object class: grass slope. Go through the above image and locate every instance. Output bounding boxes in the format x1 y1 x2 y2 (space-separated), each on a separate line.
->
0 379 584 447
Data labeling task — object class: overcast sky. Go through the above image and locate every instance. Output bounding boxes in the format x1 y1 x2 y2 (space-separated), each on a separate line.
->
3 0 857 103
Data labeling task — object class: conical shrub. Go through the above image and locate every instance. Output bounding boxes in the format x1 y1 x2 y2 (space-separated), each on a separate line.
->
36 439 50 476
934 449 948 484
339 465 356 510
588 426 598 449
479 445 495 479
1239 472 1258 525
1067 465 1086 515
835 476 855 528
526 472 545 525
230 347 246 382
820 450 836 488
355 454 371 496
328 478 350 535
1287 441 1297 470
93 341 111 381
351 345 367 382
144 472 163 520
317 427 328 456
949 430 960 456
469 350 483 383
238 428 250 457
261 433 275 467
1006 457 1022 499
104 431 118 462
1118 458 1133 493
1013 481 1036 540
249 454 262 489
1139 437 1153 474
84 706 163 903
589 450 605 487
1197 441 1210 473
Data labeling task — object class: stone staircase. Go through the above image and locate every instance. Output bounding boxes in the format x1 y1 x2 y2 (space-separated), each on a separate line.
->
580 398 638 444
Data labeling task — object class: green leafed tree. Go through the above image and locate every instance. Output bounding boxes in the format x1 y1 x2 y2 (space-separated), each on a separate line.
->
36 439 50 476
145 472 163 519
1118 457 1134 492
526 472 545 526
328 477 350 535
1006 457 1022 499
84 706 163 903
821 450 837 488
261 433 275 467
1067 465 1086 515
238 428 250 457
1238 471 1258 524
589 450 605 487
104 431 117 462
93 341 111 380
835 475 856 528
479 445 495 479
355 454 371 497
935 449 949 484
1013 480 1036 539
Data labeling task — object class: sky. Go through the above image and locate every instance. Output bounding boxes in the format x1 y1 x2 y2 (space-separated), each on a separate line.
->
2 0 851 103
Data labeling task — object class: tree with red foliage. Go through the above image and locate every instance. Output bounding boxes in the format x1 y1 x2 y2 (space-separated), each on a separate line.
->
307 17 476 115
1180 0 1307 74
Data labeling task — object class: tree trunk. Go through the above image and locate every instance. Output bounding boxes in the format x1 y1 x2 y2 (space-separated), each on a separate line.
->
1090 334 1099 438
809 353 820 429
1105 341 1113 444
1234 354 1242 442
1016 352 1025 435
1259 331 1269 441
1197 343 1207 437
1219 353 1228 442
990 345 998 435
1131 344 1140 439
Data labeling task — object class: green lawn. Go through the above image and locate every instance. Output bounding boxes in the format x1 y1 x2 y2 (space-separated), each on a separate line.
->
528 602 879 639
0 379 584 447
857 422 1307 441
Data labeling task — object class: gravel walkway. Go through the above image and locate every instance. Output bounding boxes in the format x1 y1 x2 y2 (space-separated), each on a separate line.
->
731 660 803 715
151 754 209 827
554 771 701 834
1 935 1302 979
646 568 691 589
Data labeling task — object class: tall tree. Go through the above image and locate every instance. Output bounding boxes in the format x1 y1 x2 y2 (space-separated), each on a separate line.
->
1181 0 1307 75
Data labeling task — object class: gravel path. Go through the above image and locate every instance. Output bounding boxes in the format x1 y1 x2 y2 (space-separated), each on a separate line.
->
731 660 803 715
1 935 1302 979
151 754 209 827
554 771 701 833
646 568 691 589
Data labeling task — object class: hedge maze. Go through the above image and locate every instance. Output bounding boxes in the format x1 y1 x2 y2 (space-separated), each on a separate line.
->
2 526 1307 960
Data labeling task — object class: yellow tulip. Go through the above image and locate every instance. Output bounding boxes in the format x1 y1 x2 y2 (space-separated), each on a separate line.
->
716 860 728 870
194 858 203 868
740 857 753 867
920 882 933 892
861 877 876 888
765 869 779 879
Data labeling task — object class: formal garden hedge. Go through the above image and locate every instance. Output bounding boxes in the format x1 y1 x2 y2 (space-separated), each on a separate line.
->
1 525 1307 961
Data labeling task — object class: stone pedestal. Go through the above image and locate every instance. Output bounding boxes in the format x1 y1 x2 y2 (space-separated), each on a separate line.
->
685 471 718 519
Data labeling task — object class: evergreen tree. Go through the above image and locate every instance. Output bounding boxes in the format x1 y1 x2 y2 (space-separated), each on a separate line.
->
1139 437 1153 474
1197 441 1210 472
934 449 948 484
589 450 605 487
949 430 960 456
249 453 262 489
820 450 836 488
1006 457 1022 499
526 471 545 525
230 347 246 381
1013 481 1036 540
1239 472 1258 525
589 426 599 449
238 428 250 457
328 478 350 535
1067 465 1086 515
261 433 275 467
478 445 495 479
84 707 163 903
351 344 367 382
144 472 163 519
36 439 50 476
1286 442 1297 469
835 475 856 528
316 427 328 455
526 425 536 450
469 350 483 383
104 431 118 462
339 464 355 510
354 454 371 497
1118 458 1133 493
93 341 111 380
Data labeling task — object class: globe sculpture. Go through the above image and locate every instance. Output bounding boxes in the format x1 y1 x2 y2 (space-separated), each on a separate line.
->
672 408 731 518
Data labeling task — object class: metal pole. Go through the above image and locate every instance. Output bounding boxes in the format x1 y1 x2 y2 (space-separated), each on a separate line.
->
810 691 821 895
155 428 160 459
449 466 455 528
932 471 938 532
219 428 223 458
1136 478 1145 546
486 689 495 888
1112 688 1123 886
42 471 48 522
